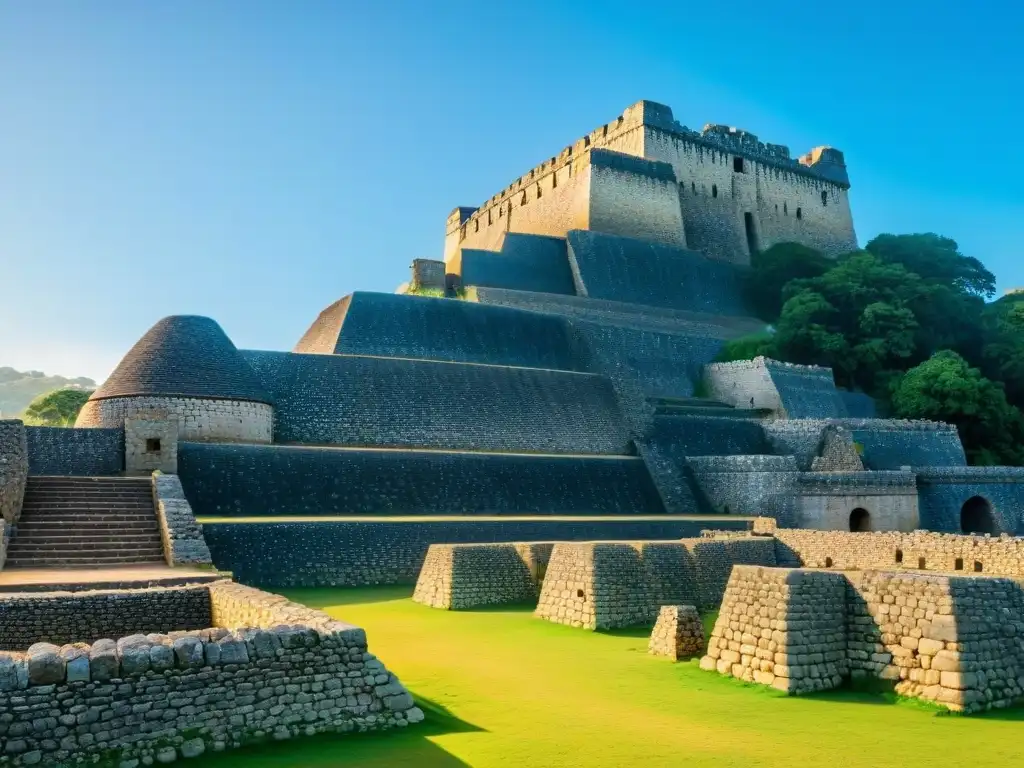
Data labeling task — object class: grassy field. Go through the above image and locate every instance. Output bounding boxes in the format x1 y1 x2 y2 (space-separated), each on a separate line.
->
194 586 1022 768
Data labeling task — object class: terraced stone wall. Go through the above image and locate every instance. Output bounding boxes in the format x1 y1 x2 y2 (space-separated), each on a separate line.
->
201 518 751 588
459 233 576 295
24 426 124 476
77 396 273 444
0 585 211 649
687 455 798 520
916 467 1024 534
178 443 664 517
241 351 632 455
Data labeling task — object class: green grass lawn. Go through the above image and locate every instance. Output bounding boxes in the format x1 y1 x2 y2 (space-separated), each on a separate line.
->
194 586 1023 767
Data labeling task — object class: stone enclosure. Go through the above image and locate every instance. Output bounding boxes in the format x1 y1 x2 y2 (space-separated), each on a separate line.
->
0 580 421 766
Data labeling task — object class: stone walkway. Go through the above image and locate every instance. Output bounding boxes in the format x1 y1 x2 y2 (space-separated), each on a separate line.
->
0 564 223 592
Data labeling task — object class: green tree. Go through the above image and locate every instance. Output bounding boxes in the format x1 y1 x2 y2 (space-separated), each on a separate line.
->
981 292 1024 408
890 351 1024 466
745 242 831 321
773 252 923 390
713 332 777 363
865 233 996 298
22 388 93 427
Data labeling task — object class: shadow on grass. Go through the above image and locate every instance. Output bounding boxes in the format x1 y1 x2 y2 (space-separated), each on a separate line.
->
191 694 483 767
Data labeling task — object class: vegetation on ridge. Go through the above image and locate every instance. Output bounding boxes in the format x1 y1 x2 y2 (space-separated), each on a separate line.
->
718 233 1023 465
0 367 95 420
21 388 93 427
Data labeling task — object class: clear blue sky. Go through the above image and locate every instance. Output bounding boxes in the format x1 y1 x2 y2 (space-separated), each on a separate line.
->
1 1 1021 382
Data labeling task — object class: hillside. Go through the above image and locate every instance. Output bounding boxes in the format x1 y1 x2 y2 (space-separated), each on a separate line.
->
0 367 96 418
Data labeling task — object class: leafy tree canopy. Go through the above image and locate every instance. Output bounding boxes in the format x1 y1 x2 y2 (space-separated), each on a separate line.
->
713 332 776 363
746 242 831 321
864 233 996 298
890 351 1024 466
22 388 93 427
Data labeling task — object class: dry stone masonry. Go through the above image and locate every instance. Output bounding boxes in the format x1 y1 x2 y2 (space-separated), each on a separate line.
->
0 580 421 766
412 542 553 610
702 564 1024 712
700 566 848 693
648 605 704 660
152 472 213 567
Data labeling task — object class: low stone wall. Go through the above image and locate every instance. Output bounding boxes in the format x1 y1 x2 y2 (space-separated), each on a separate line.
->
773 528 1024 576
24 426 124 476
412 542 554 609
702 565 1024 713
534 536 775 630
700 566 848 693
152 473 213 567
794 471 920 532
0 580 421 766
201 517 752 588
0 585 212 650
0 420 28 528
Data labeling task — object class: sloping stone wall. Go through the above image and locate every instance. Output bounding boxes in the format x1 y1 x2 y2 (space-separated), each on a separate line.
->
412 543 554 609
24 426 123 476
700 566 848 693
152 473 213 567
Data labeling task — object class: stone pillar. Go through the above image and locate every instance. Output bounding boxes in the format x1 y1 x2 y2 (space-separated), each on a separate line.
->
125 412 178 475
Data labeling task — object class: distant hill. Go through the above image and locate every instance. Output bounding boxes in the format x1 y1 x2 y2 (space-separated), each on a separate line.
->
0 367 97 419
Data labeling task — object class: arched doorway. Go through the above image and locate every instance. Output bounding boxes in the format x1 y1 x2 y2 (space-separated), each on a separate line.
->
849 507 871 532
960 496 999 535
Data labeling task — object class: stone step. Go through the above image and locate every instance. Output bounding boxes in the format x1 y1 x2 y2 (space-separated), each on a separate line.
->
12 532 161 545
6 546 165 559
17 519 159 529
4 554 166 567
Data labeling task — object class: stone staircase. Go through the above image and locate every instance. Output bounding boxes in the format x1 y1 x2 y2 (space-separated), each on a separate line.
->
6 477 165 568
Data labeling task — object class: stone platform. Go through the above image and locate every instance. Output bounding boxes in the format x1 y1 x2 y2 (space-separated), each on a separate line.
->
0 565 224 593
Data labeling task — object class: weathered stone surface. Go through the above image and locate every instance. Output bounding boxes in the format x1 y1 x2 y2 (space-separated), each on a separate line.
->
648 605 705 660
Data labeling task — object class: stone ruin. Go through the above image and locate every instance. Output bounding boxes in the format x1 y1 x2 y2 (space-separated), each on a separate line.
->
0 580 421 766
648 605 705 661
412 542 553 610
702 565 1024 712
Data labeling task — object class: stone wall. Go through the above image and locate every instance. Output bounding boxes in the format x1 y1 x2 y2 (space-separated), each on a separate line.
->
700 566 848 693
459 233 576 295
534 536 775 630
566 230 749 315
412 542 553 610
687 455 798 519
77 396 273 444
0 585 212 649
0 580 421 766
772 528 1024 575
794 471 920 531
410 258 445 291
178 443 665 517
702 565 1024 713
201 518 752 588
241 350 633 455
916 466 1024 534
24 426 124 476
152 473 213 567
125 414 178 474
704 358 847 418
0 420 28 525
314 291 583 371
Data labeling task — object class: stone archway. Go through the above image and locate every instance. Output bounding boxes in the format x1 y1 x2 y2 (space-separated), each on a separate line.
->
849 507 872 532
960 496 999 535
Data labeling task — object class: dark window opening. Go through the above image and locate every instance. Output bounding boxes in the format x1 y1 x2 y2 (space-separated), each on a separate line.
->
821 190 828 206
744 212 759 256
825 557 833 568
712 184 718 198
602 125 608 137
918 557 926 569
954 558 964 571
895 549 903 563
536 184 542 199
145 438 162 454
576 589 586 601
583 136 591 147
796 207 803 219
961 496 999 535
849 507 871 532
552 172 557 189
974 561 983 572
691 182 696 194
733 156 745 173
784 202 788 215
